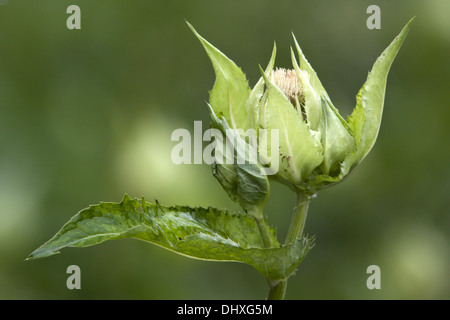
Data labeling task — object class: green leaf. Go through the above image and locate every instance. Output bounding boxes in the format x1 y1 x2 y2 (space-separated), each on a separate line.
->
259 66 324 185
187 21 251 131
341 18 414 176
27 195 312 280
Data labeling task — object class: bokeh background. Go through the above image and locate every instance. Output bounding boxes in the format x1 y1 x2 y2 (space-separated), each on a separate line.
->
0 0 448 299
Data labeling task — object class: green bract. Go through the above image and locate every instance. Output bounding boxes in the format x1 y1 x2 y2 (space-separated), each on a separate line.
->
189 19 413 196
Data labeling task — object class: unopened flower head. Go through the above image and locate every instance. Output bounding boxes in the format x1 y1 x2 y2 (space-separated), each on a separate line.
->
188 19 413 196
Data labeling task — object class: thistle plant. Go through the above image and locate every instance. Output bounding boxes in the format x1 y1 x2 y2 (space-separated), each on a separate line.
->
27 19 413 300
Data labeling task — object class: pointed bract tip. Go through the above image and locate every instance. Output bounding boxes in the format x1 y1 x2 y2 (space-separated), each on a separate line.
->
186 20 203 39
398 17 415 39
258 64 269 82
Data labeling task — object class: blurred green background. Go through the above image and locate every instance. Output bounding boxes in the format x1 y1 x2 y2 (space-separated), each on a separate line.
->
0 0 448 299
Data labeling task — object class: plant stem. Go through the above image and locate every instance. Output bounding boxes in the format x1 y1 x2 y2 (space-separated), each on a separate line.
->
255 217 276 249
267 279 287 300
266 190 311 300
284 190 310 246
257 215 287 300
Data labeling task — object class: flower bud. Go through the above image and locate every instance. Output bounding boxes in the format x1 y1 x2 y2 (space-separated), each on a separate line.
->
189 18 413 196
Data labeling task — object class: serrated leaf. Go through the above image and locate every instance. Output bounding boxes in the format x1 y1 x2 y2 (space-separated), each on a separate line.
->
28 195 312 280
187 22 251 131
341 18 414 177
